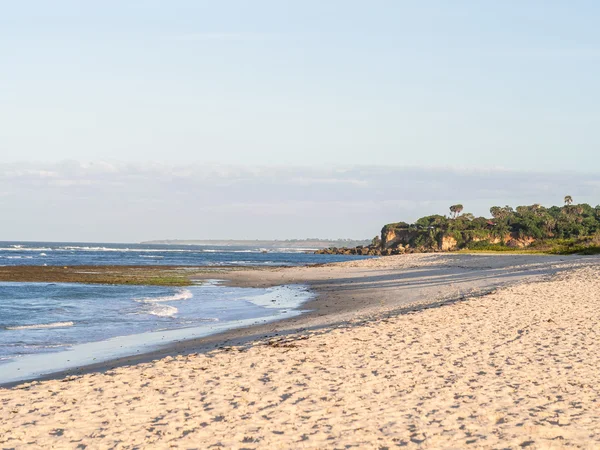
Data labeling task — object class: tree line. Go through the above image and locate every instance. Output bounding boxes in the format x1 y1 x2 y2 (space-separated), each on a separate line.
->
391 196 600 250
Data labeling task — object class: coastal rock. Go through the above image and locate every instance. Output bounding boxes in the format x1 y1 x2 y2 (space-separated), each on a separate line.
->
316 227 537 257
506 237 536 248
381 224 418 249
440 236 458 251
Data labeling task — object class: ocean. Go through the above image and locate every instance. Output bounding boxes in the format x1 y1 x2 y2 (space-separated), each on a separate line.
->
0 241 369 383
0 241 360 266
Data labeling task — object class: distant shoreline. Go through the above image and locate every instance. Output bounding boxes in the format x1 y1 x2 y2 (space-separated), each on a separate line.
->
140 239 371 248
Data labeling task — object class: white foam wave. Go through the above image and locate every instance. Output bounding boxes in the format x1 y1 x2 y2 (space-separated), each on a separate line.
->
185 247 313 254
136 289 193 303
0 245 309 254
271 247 317 252
57 246 195 253
62 246 130 252
203 249 258 253
6 321 74 330
0 247 53 252
134 289 193 318
146 304 178 318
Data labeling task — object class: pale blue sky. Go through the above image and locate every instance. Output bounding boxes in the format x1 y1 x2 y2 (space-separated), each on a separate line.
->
2 1 599 170
1 3 600 241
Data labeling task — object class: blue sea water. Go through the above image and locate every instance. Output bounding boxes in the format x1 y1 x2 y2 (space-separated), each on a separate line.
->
0 241 369 383
0 241 362 266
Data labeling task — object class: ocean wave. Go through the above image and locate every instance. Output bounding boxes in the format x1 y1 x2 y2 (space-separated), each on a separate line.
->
0 245 310 255
270 247 317 252
5 321 75 330
56 246 196 253
61 246 133 252
134 288 194 318
146 304 178 318
202 249 258 253
135 289 193 303
6 343 70 349
0 247 53 252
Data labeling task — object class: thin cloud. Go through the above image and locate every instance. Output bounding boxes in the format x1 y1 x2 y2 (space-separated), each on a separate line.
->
1 161 599 242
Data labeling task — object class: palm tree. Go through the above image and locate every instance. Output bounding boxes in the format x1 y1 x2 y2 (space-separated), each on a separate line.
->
540 214 556 237
564 195 573 206
449 204 464 219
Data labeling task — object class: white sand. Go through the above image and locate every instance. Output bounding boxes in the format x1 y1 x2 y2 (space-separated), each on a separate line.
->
2 254 600 448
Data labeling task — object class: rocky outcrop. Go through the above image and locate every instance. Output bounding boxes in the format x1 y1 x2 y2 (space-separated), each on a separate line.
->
315 245 402 256
316 225 536 256
440 236 458 251
471 236 505 245
381 224 418 249
505 236 536 248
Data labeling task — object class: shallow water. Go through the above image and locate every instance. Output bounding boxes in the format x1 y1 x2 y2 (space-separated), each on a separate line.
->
0 241 369 383
0 281 313 384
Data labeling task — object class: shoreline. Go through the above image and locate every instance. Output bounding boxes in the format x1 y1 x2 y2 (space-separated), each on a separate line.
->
2 253 597 388
3 254 600 447
0 282 314 386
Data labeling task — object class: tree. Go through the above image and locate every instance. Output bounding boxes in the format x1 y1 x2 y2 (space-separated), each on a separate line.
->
490 205 514 221
544 218 556 236
371 236 381 248
490 206 502 220
449 204 464 219
381 199 600 252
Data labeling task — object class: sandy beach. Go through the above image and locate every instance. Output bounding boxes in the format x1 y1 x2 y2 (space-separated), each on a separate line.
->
2 253 600 448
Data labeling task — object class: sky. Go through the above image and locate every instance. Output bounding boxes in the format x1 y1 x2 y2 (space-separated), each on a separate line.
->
1 2 599 241
2 162 599 242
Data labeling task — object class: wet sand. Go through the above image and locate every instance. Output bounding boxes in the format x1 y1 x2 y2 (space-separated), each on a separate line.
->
1 254 600 448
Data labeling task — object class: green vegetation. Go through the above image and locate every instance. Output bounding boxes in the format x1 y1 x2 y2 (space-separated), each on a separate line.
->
0 265 265 286
383 197 600 255
0 266 197 286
